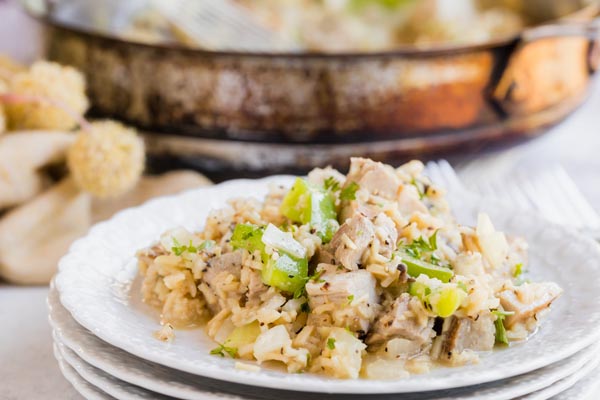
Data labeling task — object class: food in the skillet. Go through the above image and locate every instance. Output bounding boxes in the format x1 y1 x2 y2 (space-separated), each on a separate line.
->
127 0 526 52
137 158 562 379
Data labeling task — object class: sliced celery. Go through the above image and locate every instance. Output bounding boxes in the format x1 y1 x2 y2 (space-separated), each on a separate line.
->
409 281 464 318
262 252 308 294
401 254 454 283
231 224 265 256
433 287 465 318
281 178 338 242
281 178 312 223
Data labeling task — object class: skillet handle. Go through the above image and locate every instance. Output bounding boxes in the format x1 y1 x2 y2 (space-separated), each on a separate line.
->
520 19 600 42
493 16 600 116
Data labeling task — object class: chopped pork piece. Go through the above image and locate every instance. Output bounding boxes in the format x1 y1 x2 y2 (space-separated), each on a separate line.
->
329 214 375 270
202 250 243 286
498 282 563 328
244 268 268 307
339 201 382 224
305 269 378 332
435 313 495 363
366 294 434 346
345 157 400 199
314 244 336 265
397 184 428 215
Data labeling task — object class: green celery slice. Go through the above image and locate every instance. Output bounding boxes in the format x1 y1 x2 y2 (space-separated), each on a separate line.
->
281 178 338 242
261 252 308 294
401 254 453 283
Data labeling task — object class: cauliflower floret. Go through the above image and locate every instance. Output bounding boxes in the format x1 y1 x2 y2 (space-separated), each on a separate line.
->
5 61 88 130
253 325 309 373
67 120 145 197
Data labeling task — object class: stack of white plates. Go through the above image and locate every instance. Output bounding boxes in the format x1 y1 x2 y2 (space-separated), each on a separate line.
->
50 177 600 400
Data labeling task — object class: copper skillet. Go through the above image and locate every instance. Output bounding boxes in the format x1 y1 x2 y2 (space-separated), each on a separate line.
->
29 0 600 177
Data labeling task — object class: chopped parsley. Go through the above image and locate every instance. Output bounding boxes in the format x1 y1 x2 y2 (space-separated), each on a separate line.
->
326 338 336 350
513 263 524 278
347 295 354 304
340 182 360 201
410 178 426 199
293 270 325 298
307 269 325 284
399 230 442 265
171 238 195 255
210 342 238 358
293 286 305 299
172 237 214 256
323 176 341 192
491 309 515 345
430 253 442 266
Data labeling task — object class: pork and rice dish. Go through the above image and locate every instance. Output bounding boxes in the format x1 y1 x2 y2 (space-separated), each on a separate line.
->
137 158 562 379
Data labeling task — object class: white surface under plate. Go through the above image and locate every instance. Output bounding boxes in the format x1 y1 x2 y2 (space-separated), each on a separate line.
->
53 342 115 400
54 176 600 394
49 285 600 400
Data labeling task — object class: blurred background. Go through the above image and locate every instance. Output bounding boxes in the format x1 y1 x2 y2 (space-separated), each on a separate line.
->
1 0 600 396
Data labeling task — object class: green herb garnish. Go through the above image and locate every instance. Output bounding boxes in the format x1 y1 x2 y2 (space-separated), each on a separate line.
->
210 342 238 358
171 238 197 256
326 338 336 350
324 176 341 192
340 182 360 201
410 178 426 199
293 270 325 299
172 237 214 256
492 309 515 345
347 295 354 304
399 230 440 260
513 263 523 278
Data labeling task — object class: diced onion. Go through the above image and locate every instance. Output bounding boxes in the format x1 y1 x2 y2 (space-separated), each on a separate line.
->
262 223 306 259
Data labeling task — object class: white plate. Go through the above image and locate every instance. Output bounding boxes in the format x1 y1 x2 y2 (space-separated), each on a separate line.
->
54 176 600 394
517 355 600 400
55 341 176 400
53 343 115 400
49 285 600 400
553 364 600 400
53 332 600 400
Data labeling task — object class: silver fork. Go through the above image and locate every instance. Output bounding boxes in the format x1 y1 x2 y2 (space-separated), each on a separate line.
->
426 160 600 240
